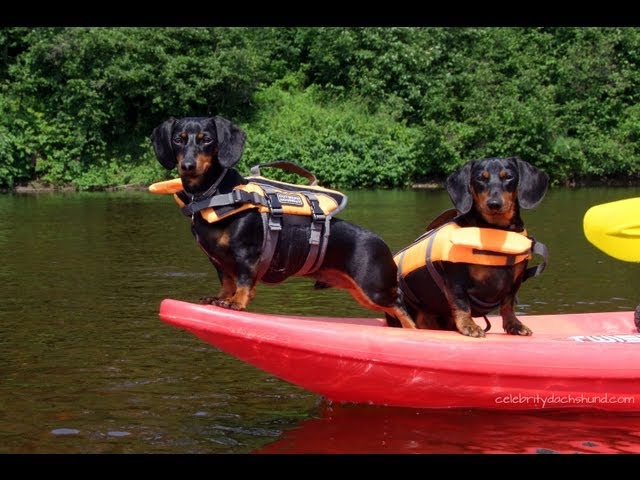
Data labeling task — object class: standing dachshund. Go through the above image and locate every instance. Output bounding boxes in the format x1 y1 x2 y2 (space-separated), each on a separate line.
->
388 157 549 337
151 116 416 329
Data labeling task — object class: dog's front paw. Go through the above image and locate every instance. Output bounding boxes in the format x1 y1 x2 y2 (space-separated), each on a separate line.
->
214 299 245 311
504 320 533 336
458 321 486 338
200 296 219 305
198 296 244 310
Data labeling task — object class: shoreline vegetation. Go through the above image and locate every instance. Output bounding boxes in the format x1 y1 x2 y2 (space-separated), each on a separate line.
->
2 27 640 192
8 176 640 195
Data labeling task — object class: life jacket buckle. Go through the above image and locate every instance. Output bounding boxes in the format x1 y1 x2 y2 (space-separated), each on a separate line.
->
264 192 283 231
266 193 283 216
231 189 244 204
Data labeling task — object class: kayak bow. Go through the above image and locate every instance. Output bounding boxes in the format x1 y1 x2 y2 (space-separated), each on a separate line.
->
583 197 640 262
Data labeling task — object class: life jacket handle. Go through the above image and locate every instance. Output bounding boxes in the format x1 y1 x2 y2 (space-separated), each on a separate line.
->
250 161 318 186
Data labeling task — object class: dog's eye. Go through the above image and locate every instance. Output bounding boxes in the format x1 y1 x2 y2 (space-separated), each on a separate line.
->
202 135 213 144
172 135 184 145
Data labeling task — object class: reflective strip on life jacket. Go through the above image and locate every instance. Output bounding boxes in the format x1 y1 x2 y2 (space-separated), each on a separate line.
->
396 222 533 276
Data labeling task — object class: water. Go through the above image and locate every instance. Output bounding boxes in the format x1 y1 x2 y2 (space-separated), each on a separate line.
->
1 187 639 454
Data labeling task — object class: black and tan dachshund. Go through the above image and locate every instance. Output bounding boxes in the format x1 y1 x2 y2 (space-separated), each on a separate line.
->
151 116 416 329
388 156 549 337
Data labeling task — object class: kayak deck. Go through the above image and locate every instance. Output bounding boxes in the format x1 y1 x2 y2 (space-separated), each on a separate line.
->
159 299 640 411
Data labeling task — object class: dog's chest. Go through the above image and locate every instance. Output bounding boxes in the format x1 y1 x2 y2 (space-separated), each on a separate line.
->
190 214 261 264
467 263 524 298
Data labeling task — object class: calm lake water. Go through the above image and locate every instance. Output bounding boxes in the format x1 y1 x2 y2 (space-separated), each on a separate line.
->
1 186 640 454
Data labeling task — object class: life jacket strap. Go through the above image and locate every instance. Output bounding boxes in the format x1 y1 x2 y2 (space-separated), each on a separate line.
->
264 190 284 231
256 211 280 282
254 187 333 281
523 238 548 282
396 254 423 311
294 192 330 276
468 293 501 313
180 190 267 218
254 185 284 282
425 229 447 298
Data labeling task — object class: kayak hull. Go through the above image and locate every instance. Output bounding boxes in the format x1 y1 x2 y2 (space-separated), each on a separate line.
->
159 299 640 411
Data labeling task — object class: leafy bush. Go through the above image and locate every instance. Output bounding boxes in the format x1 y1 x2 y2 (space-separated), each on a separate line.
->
3 27 267 189
2 27 640 190
241 80 422 189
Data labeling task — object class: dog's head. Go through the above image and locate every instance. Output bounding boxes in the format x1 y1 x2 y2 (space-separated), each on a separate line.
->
151 116 246 192
446 157 549 226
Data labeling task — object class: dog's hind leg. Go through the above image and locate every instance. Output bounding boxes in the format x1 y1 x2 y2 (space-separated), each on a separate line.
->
314 268 417 329
384 303 417 329
355 277 416 329
371 281 416 329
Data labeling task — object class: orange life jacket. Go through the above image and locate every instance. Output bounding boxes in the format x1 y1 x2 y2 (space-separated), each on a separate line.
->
149 177 345 223
395 222 533 276
395 219 547 318
149 163 348 282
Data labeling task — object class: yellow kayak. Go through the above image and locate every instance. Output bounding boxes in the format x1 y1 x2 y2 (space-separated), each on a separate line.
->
583 197 640 262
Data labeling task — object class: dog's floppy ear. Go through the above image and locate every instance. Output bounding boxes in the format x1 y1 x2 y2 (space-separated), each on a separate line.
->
446 162 474 214
515 157 549 209
213 116 247 168
151 117 177 169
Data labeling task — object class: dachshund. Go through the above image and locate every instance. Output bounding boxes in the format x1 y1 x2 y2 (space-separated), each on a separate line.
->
388 156 549 337
151 116 416 329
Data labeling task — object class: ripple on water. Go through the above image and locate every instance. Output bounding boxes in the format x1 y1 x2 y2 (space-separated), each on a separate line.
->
51 428 80 436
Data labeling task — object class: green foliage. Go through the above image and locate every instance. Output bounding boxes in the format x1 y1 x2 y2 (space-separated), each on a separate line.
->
297 27 640 185
0 90 38 189
241 81 422 189
2 27 640 190
2 27 267 190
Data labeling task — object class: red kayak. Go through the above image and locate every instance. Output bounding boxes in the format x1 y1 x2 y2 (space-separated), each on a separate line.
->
159 299 640 411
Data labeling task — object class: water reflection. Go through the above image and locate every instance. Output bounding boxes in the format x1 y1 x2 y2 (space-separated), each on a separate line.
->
256 401 640 454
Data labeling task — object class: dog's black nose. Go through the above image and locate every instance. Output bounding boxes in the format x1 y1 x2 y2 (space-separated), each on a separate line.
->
181 160 196 172
487 199 502 211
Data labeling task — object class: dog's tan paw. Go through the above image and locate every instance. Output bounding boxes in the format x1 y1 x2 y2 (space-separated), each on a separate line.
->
504 321 533 336
215 299 245 311
459 322 486 338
